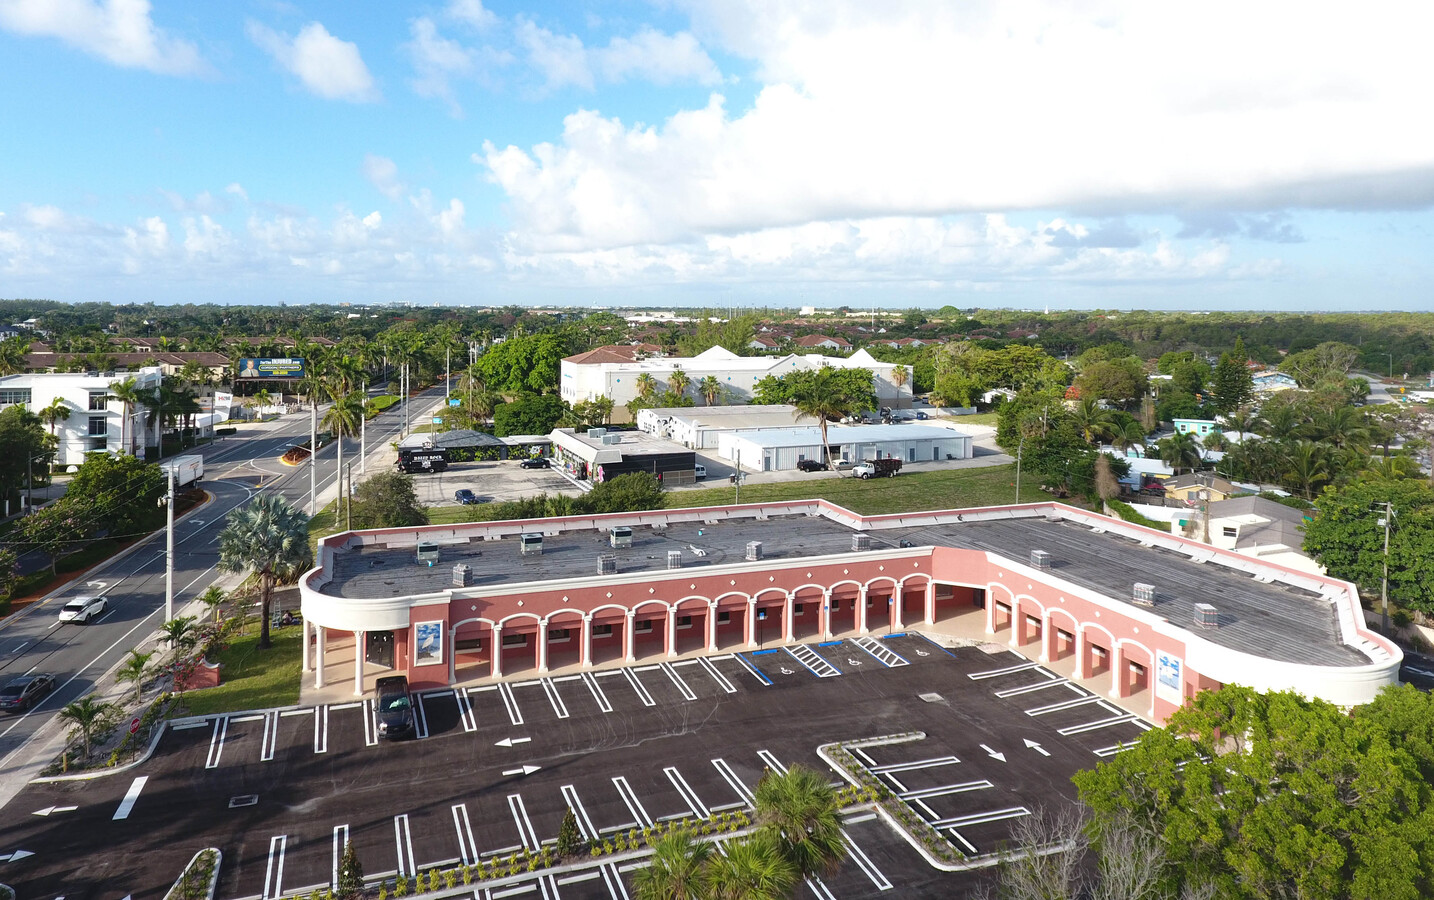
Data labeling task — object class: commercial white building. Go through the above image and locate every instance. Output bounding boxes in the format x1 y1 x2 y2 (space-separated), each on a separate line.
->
635 404 816 449
718 423 974 472
0 368 163 465
560 345 912 416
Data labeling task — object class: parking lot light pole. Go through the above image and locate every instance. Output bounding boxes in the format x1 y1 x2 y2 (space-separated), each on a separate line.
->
164 466 175 624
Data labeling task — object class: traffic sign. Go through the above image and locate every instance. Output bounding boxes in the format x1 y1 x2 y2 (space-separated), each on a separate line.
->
129 717 141 735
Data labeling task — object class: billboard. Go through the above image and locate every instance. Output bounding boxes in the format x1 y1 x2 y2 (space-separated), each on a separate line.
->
1156 650 1183 705
237 358 306 379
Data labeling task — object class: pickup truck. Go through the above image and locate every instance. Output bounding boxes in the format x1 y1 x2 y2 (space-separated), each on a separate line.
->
851 458 902 479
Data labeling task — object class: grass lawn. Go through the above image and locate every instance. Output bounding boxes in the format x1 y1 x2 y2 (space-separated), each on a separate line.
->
426 505 471 525
307 499 341 552
667 463 1053 515
176 621 303 717
949 411 1000 426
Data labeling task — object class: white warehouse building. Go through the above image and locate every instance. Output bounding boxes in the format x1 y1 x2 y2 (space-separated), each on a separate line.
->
0 368 163 465
561 345 912 415
635 404 817 449
719 423 974 472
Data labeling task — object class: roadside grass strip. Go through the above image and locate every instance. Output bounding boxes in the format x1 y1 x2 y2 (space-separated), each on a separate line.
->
852 635 909 667
785 642 841 677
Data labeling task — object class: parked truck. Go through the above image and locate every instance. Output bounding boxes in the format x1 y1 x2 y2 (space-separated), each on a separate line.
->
159 454 204 487
851 458 902 479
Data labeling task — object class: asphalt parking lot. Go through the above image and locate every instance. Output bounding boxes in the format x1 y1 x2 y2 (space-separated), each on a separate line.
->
411 458 582 507
0 637 1150 899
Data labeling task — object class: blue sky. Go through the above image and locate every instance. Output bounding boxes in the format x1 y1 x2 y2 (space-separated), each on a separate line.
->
1 1 1432 311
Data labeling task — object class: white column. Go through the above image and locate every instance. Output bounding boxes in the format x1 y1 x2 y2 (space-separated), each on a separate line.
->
706 602 719 652
491 624 504 679
782 593 794 642
301 617 311 672
925 583 935 625
1038 614 1052 663
1075 627 1089 679
746 598 758 647
353 630 365 697
1109 644 1126 699
1008 599 1021 646
315 625 327 689
581 615 593 667
891 587 904 631
537 621 550 673
624 610 637 662
856 587 869 633
448 627 457 685
666 607 678 658
985 592 997 634
820 590 833 639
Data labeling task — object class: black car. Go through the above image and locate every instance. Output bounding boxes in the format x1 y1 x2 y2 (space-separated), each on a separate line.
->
454 489 479 505
375 676 414 740
0 673 56 713
796 459 826 472
519 457 549 469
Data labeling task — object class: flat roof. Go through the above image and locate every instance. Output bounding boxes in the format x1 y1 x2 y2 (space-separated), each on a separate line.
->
724 424 975 448
321 512 1362 668
550 428 693 463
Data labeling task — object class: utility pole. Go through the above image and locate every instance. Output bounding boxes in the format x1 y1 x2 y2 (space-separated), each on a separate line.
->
1379 501 1393 635
360 380 367 476
346 461 354 531
1014 435 1025 504
445 348 450 406
164 466 175 624
309 399 318 516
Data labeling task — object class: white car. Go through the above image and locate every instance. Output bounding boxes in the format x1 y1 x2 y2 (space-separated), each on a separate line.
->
58 596 107 624
694 464 707 480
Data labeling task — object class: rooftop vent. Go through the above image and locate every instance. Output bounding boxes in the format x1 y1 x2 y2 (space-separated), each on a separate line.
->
1030 550 1052 569
651 522 667 532
667 549 683 570
852 534 871 552
587 427 607 439
598 555 617 575
609 526 633 548
746 541 763 561
452 563 472 587
416 542 440 564
1194 603 1218 628
520 533 543 556
1133 583 1156 607
601 433 622 445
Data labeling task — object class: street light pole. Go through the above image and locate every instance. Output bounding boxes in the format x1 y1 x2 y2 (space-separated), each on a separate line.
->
165 466 175 624
1379 502 1393 635
309 399 318 516
346 461 354 531
360 380 367 476
1014 435 1025 504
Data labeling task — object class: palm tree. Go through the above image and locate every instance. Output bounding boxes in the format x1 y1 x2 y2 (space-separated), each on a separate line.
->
39 397 70 445
891 365 910 394
1110 419 1147 457
107 376 145 455
1284 440 1331 499
790 368 873 469
116 649 155 703
161 615 199 655
59 696 116 760
1306 405 1370 453
1362 455 1420 480
1261 404 1303 441
0 337 29 375
217 495 312 650
1222 405 1266 440
635 372 658 402
705 830 799 900
753 764 847 879
633 830 711 900
1071 398 1116 445
197 585 227 624
699 375 724 407
1157 432 1202 475
668 366 691 400
323 390 364 510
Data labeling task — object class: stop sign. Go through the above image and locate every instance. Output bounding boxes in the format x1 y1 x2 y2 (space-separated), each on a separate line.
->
129 717 141 734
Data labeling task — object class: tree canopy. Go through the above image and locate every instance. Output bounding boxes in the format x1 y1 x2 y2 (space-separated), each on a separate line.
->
1303 477 1434 613
348 471 428 530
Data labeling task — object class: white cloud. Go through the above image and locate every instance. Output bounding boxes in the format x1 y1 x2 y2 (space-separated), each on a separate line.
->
362 154 405 200
447 0 497 30
24 204 68 230
363 211 382 229
484 1 1434 251
182 215 230 257
225 183 249 202
247 20 379 103
436 199 465 236
123 216 169 255
515 19 720 93
405 17 474 114
0 0 206 75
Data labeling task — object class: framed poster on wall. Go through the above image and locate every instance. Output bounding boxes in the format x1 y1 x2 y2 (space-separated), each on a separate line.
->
1156 650 1183 705
415 620 444 666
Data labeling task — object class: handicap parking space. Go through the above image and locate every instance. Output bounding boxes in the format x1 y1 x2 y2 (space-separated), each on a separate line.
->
878 632 953 665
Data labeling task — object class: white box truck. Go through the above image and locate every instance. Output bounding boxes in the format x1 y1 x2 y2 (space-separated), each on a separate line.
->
160 454 204 488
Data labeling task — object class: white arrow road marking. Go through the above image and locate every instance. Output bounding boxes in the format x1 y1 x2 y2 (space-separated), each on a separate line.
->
495 737 532 747
980 744 1007 763
1024 738 1051 757
0 849 34 861
113 776 149 820
32 805 78 816
502 764 541 776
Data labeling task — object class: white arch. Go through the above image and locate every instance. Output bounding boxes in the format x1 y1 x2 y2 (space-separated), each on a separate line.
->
1078 620 1117 646
450 615 497 633
674 595 714 611
1045 606 1079 630
826 579 864 594
752 587 789 603
985 581 1016 602
1012 593 1048 615
497 612 543 629
863 575 899 592
898 573 934 589
1116 637 1157 662
631 599 672 616
542 608 586 627
588 603 631 618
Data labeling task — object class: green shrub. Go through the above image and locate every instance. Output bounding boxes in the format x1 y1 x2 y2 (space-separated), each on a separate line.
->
1106 498 1166 530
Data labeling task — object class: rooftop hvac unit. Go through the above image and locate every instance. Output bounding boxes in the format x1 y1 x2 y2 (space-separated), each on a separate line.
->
520 533 543 556
452 563 472 587
1133 583 1156 607
1030 550 1052 569
609 526 633 548
651 523 667 532
746 541 763 561
667 549 683 569
601 433 622 445
1194 603 1218 627
598 555 617 575
588 427 607 439
416 542 440 563
852 534 871 552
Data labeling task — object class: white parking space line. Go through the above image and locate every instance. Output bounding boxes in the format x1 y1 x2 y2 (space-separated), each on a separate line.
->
414 694 431 739
1024 695 1103 716
393 814 417 877
262 835 287 900
541 679 571 719
509 794 540 850
696 656 737 693
453 804 477 866
843 835 893 890
967 661 1042 680
112 776 148 820
932 807 1031 829
784 643 840 678
898 780 994 800
806 875 838 900
499 682 525 725
1092 742 1137 757
757 749 787 773
1059 714 1140 735
313 706 329 753
561 785 598 841
731 654 773 685
260 711 279 762
851 635 909 668
660 663 697 701
581 672 613 713
330 701 362 711
612 776 654 827
869 755 960 774
621 667 656 707
995 678 1071 698
602 863 632 900
711 759 755 806
363 699 378 747
664 766 709 818
205 716 229 769
949 831 978 855
494 886 536 899
458 688 478 732
331 825 349 889
231 714 265 723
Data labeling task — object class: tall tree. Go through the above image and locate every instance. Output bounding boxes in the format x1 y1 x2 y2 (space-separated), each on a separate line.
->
1210 347 1254 414
753 763 847 879
633 830 711 900
58 696 117 760
107 376 145 455
699 375 724 406
217 495 312 650
667 365 691 400
788 367 876 469
1156 432 1202 475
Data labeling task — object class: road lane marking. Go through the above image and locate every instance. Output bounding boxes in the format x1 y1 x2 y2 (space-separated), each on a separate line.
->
931 807 1031 829
112 776 148 820
732 654 772 685
1024 695 1103 716
314 705 329 754
784 644 840 678
363 699 378 746
262 835 287 900
393 814 416 877
967 661 1042 680
414 693 430 739
204 717 228 769
458 688 478 732
851 635 909 668
260 711 279 762
757 749 787 774
898 780 994 800
995 678 1070 698
869 755 960 774
498 682 524 725
1059 714 1139 735
711 759 755 805
561 785 597 841
602 863 632 900
844 834 892 890
612 776 653 827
